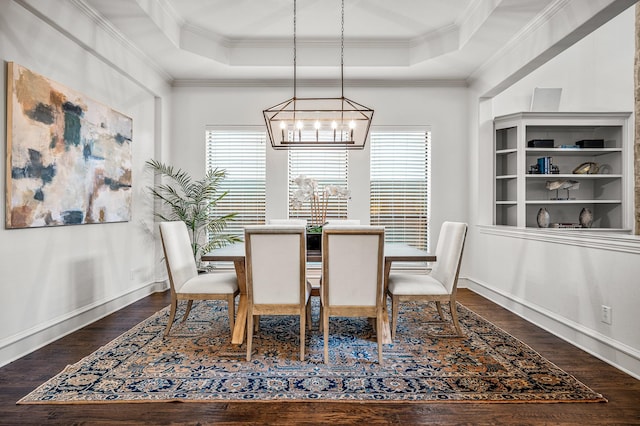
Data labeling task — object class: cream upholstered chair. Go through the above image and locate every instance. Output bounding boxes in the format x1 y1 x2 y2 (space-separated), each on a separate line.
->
387 221 468 339
244 225 311 361
159 221 239 337
321 225 385 364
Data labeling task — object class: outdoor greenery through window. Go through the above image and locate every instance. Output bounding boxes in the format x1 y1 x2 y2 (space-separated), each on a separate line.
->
205 128 266 240
288 148 349 225
370 130 431 250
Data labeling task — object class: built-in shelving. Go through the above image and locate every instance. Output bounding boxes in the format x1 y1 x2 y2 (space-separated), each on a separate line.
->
493 112 632 230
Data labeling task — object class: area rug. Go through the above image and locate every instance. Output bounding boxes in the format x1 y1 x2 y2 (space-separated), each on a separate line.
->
18 299 606 404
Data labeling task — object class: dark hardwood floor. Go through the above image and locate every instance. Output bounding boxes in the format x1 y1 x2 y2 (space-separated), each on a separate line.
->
1 288 639 425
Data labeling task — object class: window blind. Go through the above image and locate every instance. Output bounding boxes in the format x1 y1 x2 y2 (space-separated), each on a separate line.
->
370 130 430 250
205 128 266 239
288 148 349 224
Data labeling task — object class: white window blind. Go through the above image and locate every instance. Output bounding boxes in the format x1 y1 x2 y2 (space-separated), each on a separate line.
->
205 128 266 239
370 130 430 250
288 149 348 224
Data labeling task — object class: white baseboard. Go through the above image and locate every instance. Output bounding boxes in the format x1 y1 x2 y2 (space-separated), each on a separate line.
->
460 277 640 380
0 281 168 368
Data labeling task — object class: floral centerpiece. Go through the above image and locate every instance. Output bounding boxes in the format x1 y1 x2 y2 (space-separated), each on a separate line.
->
290 175 350 232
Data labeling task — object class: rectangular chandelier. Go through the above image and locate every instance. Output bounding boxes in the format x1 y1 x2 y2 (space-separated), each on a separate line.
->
263 0 374 150
264 96 374 149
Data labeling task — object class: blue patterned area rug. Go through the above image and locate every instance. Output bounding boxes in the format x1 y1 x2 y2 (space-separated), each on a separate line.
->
18 300 605 404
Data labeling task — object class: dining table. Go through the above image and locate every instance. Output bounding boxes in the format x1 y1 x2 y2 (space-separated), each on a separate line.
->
201 242 436 345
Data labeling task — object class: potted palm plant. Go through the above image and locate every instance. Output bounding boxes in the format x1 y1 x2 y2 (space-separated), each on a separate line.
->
146 159 241 269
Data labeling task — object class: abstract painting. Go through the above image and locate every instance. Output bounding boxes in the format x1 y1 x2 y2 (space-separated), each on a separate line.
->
5 62 132 228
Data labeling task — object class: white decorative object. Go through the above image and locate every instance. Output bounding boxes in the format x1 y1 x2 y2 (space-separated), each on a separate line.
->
536 208 550 228
579 208 593 228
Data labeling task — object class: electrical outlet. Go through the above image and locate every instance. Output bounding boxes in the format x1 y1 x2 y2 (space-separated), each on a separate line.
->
601 305 612 325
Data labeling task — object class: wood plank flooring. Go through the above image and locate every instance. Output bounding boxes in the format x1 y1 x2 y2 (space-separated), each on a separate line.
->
1 288 639 425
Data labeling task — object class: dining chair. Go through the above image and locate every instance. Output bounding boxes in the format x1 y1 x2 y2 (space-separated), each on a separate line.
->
321 225 385 364
159 221 239 337
244 224 311 361
387 221 468 339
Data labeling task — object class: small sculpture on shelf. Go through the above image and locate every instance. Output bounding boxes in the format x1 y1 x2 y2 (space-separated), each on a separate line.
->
573 162 599 174
546 179 579 200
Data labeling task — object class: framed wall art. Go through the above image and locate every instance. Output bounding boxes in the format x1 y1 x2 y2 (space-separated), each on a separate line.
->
5 62 132 228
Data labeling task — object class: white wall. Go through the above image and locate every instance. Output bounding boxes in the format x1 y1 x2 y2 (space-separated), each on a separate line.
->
467 7 640 378
170 84 469 249
0 1 170 366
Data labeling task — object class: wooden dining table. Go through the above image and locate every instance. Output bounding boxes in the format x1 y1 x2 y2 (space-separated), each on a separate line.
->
201 242 435 345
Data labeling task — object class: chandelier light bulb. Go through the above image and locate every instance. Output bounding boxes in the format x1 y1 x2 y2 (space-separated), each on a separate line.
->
296 120 304 130
314 121 321 130
280 122 287 129
331 121 338 129
349 120 356 129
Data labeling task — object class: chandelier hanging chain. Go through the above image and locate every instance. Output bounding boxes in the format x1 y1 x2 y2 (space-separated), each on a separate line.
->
341 0 344 98
293 0 297 99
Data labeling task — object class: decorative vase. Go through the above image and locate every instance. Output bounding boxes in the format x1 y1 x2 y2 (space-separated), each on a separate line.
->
306 231 322 251
536 208 550 228
579 207 593 228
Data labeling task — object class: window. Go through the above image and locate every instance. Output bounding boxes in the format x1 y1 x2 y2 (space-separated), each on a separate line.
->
288 149 348 224
370 130 430 250
205 128 266 239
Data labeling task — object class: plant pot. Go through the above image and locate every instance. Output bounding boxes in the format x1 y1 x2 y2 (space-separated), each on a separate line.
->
306 233 322 251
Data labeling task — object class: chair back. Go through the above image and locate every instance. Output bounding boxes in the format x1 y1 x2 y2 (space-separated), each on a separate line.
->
159 221 198 293
324 219 361 226
245 225 306 305
322 225 384 307
430 222 468 294
268 219 308 226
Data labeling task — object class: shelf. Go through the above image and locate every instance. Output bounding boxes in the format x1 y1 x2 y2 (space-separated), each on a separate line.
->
526 148 622 156
525 174 622 179
493 111 631 229
526 199 622 205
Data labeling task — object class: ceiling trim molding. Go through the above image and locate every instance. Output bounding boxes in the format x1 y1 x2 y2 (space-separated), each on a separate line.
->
69 0 172 82
171 78 468 88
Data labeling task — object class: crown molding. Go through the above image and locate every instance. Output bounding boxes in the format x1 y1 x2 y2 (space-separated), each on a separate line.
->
69 0 172 83
172 78 468 88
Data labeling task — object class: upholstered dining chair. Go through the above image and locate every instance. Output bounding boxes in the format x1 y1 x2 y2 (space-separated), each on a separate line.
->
387 221 468 339
321 225 385 364
159 221 239 337
244 225 311 361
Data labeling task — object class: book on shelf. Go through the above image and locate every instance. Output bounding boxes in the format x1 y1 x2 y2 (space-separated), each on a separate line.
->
550 223 582 229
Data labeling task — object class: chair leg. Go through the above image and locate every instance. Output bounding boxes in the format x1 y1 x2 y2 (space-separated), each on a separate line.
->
449 300 463 337
305 301 312 331
300 309 306 361
376 313 383 364
391 295 399 340
435 301 444 321
227 294 236 335
246 310 254 362
164 299 178 337
323 309 330 363
181 300 194 322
